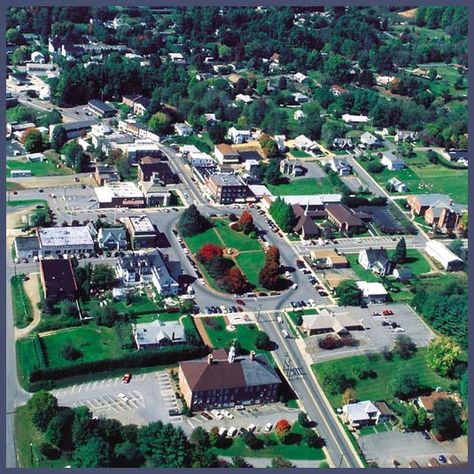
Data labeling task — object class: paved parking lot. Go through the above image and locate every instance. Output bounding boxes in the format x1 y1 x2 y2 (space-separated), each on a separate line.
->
360 431 468 468
306 303 436 362
52 370 300 435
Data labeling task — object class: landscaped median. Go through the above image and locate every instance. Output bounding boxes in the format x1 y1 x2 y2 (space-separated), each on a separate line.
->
11 274 34 329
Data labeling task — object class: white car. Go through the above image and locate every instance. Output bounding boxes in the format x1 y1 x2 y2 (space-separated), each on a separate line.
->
211 409 223 420
308 298 316 307
394 327 405 333
118 393 129 403
291 283 298 290
228 426 238 437
247 423 257 433
264 422 273 433
222 410 234 419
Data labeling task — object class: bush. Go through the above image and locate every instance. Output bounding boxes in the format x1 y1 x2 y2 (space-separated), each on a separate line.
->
367 162 384 173
60 344 83 361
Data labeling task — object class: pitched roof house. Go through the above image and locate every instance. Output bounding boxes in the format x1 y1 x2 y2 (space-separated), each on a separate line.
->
97 227 128 250
381 151 406 171
133 320 186 349
358 248 393 276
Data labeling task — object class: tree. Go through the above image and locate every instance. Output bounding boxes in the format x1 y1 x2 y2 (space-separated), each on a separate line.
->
426 336 463 377
265 245 280 266
198 243 223 262
460 372 468 406
30 207 51 227
148 112 171 134
61 343 82 361
265 158 281 185
219 266 248 294
178 205 211 237
22 128 44 153
402 405 418 430
92 305 119 327
231 456 252 467
259 260 280 290
321 369 354 395
242 430 261 449
51 125 68 152
448 240 464 259
40 109 62 128
91 263 116 291
393 335 417 359
275 419 291 443
303 428 324 448
237 210 254 234
190 427 210 449
26 391 59 432
259 133 279 158
335 280 361 306
45 408 75 450
63 140 88 172
208 122 227 144
114 440 143 467
116 155 132 180
432 398 462 440
297 412 310 427
58 300 79 319
367 162 384 173
271 457 295 468
72 436 112 467
255 330 271 350
342 387 356 405
7 27 26 45
393 237 407 264
392 369 420 400
208 426 220 447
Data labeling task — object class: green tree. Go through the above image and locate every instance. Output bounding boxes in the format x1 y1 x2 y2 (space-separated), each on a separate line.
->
231 456 251 467
51 125 68 152
114 440 143 467
417 408 429 430
392 334 417 359
426 336 463 377
402 405 418 430
63 141 87 172
91 263 116 291
92 305 119 327
39 109 62 128
448 240 464 259
259 133 279 158
72 436 112 467
321 369 354 395
335 280 361 306
26 391 59 432
208 122 227 144
303 428 324 448
460 371 468 406
298 412 310 427
189 427 210 449
301 102 324 140
11 45 31 65
71 406 94 446
7 28 26 45
432 398 462 440
393 237 407 264
265 157 281 185
392 369 420 400
148 112 171 134
323 54 351 84
178 204 211 237
271 457 295 468
45 408 75 450
23 128 44 153
255 330 271 350
30 207 51 227
116 155 131 179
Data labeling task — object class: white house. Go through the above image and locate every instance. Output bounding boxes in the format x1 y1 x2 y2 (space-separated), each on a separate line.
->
273 135 286 152
294 110 306 121
293 134 315 151
388 177 408 193
227 127 251 144
359 132 380 148
190 151 216 168
358 248 393 276
342 401 393 428
292 92 309 104
356 281 388 304
395 130 419 143
381 151 406 171
97 227 128 251
330 157 352 176
133 320 186 350
31 51 46 64
293 72 308 83
425 241 464 272
375 75 396 87
235 94 253 104
342 114 368 124
174 123 193 136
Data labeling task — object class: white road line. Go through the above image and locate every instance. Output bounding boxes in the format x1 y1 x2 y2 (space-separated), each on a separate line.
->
71 385 76 394
85 382 91 391
114 379 119 386
92 381 98 389
187 420 195 428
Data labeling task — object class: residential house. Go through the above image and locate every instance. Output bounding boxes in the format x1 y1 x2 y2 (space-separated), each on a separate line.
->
39 258 78 302
326 203 365 233
359 132 380 148
235 94 253 104
381 151 406 171
178 348 281 412
342 114 368 124
227 127 252 144
97 227 128 251
375 75 396 87
189 152 215 168
133 320 186 350
214 144 240 164
116 249 180 296
273 135 286 152
425 241 463 272
330 85 348 96
174 123 193 137
331 157 352 176
393 268 413 282
280 159 304 177
293 72 308 83
387 177 408 193
31 51 45 63
406 194 452 217
311 249 348 269
418 391 457 416
358 248 393 276
293 110 306 121
168 52 186 64
122 93 144 108
394 130 419 143
133 97 151 116
293 134 317 152
124 216 158 249
332 138 353 150
301 309 363 336
292 92 309 104
342 401 393 428
356 281 388 304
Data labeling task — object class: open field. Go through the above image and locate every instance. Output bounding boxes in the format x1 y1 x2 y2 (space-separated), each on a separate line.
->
268 177 335 196
312 349 454 409
235 251 266 288
7 156 74 177
7 199 48 208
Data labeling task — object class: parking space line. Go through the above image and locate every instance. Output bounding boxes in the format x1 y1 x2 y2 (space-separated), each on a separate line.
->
92 381 98 389
114 378 119 386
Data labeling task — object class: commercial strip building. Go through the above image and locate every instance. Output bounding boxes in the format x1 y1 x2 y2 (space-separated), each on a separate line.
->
356 281 388 304
178 347 281 412
124 216 158 249
206 173 249 204
301 308 364 336
94 182 146 208
37 226 95 258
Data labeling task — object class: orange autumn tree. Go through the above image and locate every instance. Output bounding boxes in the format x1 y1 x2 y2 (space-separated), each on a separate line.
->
237 210 254 234
198 243 223 263
275 419 291 443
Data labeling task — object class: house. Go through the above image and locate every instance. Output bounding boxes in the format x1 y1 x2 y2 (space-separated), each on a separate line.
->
342 114 368 124
214 144 240 164
358 248 393 276
87 99 117 118
292 205 320 240
10 170 32 178
124 216 157 249
359 132 380 148
387 177 408 193
332 138 353 150
447 150 468 165
425 204 467 235
122 93 143 108
356 281 388 304
393 268 413 282
204 113 217 125
26 153 46 163
301 309 363 336
273 135 286 152
133 320 186 350
326 203 365 233
238 150 263 163
293 110 306 121
227 73 243 85
425 241 463 272
48 119 98 140
292 92 309 104
31 51 45 63
280 159 304 177
94 164 120 186
394 130 419 143
189 152 215 168
133 97 151 116
138 158 177 185
178 348 281 412
311 249 348 269
39 258 78 302
97 227 128 251
342 400 393 428
116 249 180 296
168 52 186 64
331 157 352 176
174 123 193 137
14 236 40 260
375 75 396 87
37 226 95 258
95 182 146 208
235 94 253 104
381 151 406 171
206 173 248 204
293 134 316 152
227 127 252 144
293 72 308 83
330 85 348 96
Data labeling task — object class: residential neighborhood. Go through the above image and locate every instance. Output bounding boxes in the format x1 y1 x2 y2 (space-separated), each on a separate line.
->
5 5 468 470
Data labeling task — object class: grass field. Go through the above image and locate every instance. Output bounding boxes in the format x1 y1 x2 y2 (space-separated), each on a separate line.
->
7 199 48 208
168 132 213 153
312 349 454 409
212 422 325 461
7 157 74 177
268 177 336 196
81 293 162 317
360 151 468 204
16 336 47 387
184 227 222 254
235 251 266 287
40 325 125 367
289 148 312 158
11 275 34 328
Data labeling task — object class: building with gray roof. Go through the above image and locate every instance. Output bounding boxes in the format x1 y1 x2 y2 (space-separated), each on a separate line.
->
133 320 186 349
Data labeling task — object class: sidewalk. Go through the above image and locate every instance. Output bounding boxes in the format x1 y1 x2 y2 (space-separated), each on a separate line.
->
220 456 323 468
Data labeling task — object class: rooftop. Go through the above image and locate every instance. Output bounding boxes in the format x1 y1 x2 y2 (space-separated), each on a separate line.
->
40 258 78 294
209 173 246 187
95 182 144 201
126 216 156 233
37 226 94 247
134 320 186 346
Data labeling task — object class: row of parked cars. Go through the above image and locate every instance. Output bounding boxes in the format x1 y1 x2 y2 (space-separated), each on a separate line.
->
204 305 243 314
291 299 317 309
217 422 274 439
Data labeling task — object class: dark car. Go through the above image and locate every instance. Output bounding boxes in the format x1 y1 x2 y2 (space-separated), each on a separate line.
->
38 189 44 193
75 177 80 182
422 430 431 440
238 427 247 436
98 214 107 218
438 455 447 464
201 412 213 420
231 306 238 313
235 298 245 305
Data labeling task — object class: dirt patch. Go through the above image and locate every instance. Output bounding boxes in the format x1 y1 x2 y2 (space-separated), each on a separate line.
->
8 175 96 189
194 316 214 347
15 273 42 339
399 8 417 18
6 206 38 251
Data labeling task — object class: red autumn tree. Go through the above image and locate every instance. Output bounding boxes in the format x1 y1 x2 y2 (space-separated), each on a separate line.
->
259 260 280 290
219 266 248 294
275 419 291 443
198 243 223 263
237 210 254 234
265 245 280 266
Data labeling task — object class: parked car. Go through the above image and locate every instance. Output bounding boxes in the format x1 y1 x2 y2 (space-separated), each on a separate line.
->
235 405 245 411
122 373 132 384
383 309 393 316
118 393 130 403
422 430 431 440
438 455 447 464
222 410 234 419
218 427 227 437
247 423 257 433
211 409 223 420
228 426 238 437
201 411 213 421
264 422 273 433
238 427 247 436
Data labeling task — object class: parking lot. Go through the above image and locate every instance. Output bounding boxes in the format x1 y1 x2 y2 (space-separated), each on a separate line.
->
306 303 436 362
360 431 468 468
51 370 300 435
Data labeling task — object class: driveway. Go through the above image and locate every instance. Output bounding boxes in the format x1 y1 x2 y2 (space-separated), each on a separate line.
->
360 431 468 468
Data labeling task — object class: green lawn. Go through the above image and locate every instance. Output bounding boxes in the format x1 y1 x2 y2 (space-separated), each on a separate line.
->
346 254 380 282
184 227 222 254
7 199 48 208
16 336 47 387
214 221 262 251
359 151 467 204
312 349 454 409
212 422 325 461
40 325 126 367
7 157 73 177
235 251 266 288
289 148 312 158
388 249 431 275
11 275 34 328
268 177 336 196
82 293 162 317
169 132 213 153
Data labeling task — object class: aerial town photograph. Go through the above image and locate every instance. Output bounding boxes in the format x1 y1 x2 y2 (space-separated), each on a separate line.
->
4 4 469 469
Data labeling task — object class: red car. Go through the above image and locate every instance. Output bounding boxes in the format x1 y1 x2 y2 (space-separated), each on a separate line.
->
235 298 245 306
383 309 393 316
122 373 132 384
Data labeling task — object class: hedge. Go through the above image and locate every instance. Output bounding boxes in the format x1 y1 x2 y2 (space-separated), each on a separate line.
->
29 344 210 384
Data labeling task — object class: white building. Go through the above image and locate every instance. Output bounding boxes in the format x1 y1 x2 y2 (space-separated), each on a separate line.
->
292 92 309 104
381 151 406 171
94 182 145 208
37 226 95 258
425 241 464 272
293 134 316 151
293 72 308 83
31 51 46 63
342 114 369 124
273 135 286 152
356 281 388 304
388 177 408 193
174 123 193 136
235 94 253 104
227 127 252 144
294 110 306 121
190 151 216 168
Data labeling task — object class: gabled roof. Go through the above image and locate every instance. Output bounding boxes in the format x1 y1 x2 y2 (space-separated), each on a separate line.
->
361 247 390 265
